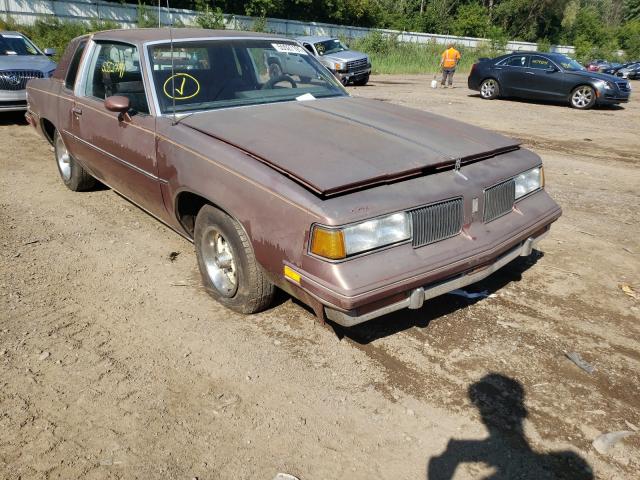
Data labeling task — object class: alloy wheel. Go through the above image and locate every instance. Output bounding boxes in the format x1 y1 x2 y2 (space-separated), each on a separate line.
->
481 79 497 98
201 227 238 297
55 132 72 181
571 86 594 108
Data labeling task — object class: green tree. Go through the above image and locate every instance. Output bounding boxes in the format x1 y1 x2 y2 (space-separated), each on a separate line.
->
452 3 490 37
195 0 226 29
618 18 640 57
624 0 640 20
137 1 158 28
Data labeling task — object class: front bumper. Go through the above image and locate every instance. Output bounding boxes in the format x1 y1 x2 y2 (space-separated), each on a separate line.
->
0 89 27 111
597 89 630 104
336 68 371 84
325 231 547 326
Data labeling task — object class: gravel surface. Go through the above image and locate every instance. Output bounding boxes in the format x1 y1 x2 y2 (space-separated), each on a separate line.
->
1 74 638 479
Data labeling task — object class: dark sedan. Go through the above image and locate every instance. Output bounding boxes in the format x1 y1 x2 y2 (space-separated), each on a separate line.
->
468 53 631 109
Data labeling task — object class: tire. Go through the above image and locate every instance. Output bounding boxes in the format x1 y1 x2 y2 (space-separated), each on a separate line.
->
353 75 369 86
53 129 95 191
570 85 596 109
194 205 274 314
480 78 500 99
268 62 282 79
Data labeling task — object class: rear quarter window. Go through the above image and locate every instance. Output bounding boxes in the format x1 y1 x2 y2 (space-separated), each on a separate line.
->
65 40 87 90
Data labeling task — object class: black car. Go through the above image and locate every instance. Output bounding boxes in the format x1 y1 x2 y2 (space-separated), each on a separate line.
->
468 52 631 109
622 63 640 80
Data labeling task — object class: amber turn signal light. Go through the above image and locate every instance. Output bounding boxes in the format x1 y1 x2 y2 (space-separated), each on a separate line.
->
310 226 346 260
283 265 301 283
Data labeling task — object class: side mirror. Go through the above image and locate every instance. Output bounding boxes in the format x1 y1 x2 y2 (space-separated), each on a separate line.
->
44 48 56 57
104 95 131 121
546 65 558 73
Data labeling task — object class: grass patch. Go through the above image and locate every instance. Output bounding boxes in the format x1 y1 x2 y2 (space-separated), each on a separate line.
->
351 31 504 75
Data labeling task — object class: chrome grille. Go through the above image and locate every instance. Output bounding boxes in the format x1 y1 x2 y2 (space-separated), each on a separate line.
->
484 179 515 223
409 198 463 248
346 58 368 72
616 81 630 92
0 70 43 91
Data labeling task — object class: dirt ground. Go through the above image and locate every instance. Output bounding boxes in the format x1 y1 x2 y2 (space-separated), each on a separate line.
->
1 75 639 480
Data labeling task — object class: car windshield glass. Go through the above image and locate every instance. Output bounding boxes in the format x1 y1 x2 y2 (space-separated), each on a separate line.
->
555 55 585 71
314 39 347 56
0 34 40 56
148 39 347 114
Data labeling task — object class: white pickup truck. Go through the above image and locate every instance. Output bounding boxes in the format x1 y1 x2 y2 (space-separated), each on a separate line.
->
267 35 371 86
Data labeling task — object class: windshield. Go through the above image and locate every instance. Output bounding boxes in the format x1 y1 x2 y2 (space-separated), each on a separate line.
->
555 55 585 71
0 34 41 56
314 39 347 56
148 39 347 114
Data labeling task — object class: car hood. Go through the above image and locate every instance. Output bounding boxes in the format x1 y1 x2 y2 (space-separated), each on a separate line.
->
565 70 620 82
0 55 56 72
180 97 520 196
322 50 368 63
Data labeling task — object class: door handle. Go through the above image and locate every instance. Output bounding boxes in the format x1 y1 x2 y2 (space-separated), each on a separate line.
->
72 107 83 116
525 71 535 75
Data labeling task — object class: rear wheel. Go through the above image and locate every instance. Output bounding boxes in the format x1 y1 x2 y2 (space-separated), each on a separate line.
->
194 205 274 314
480 78 500 99
54 130 95 191
570 85 596 109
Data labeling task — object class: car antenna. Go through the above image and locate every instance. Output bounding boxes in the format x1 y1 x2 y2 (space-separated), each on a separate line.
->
167 0 177 125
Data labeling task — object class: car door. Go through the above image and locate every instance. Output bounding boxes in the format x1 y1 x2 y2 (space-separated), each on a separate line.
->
70 40 163 217
496 55 530 96
52 37 87 153
523 55 565 100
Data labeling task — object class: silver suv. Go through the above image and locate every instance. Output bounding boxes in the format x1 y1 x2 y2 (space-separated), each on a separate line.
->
295 36 371 86
1 31 56 112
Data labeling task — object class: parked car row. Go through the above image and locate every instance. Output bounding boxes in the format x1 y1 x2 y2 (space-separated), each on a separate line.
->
3 28 634 325
603 62 640 79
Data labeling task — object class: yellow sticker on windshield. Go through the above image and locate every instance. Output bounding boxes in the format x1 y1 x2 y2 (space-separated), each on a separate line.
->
101 61 125 78
162 73 200 100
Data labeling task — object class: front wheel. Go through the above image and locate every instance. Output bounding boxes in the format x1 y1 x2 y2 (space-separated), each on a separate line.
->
54 130 95 191
194 205 274 314
570 85 596 109
480 78 500 99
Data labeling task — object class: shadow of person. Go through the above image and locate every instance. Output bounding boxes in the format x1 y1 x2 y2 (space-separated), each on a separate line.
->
428 374 593 480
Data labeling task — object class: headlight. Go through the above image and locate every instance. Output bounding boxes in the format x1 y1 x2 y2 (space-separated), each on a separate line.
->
334 62 346 71
310 212 411 260
514 167 543 199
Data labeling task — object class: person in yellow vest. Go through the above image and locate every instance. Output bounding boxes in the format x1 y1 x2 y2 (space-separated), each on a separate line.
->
440 43 461 88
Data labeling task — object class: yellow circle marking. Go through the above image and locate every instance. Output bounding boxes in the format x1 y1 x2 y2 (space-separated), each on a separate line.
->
163 73 200 100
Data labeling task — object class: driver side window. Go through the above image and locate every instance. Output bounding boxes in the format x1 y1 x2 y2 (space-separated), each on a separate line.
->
83 42 149 114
